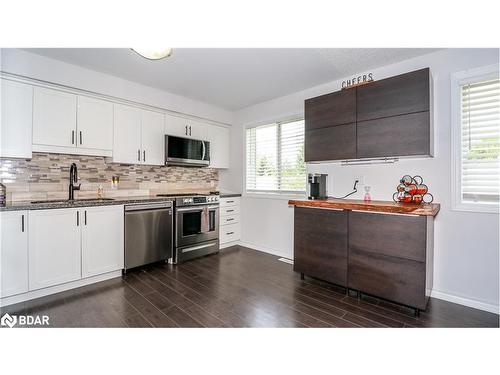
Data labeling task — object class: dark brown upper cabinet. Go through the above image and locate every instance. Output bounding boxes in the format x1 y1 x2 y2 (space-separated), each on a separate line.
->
304 68 432 162
305 123 356 162
305 89 356 130
357 68 430 122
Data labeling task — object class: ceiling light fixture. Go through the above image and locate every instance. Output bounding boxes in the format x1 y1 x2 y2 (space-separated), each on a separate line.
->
131 48 173 60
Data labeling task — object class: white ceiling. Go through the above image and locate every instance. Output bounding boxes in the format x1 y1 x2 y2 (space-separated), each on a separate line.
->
25 48 439 111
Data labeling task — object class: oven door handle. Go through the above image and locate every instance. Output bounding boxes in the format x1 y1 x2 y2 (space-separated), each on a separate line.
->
176 205 219 213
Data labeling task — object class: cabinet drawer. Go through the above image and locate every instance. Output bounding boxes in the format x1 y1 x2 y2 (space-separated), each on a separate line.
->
305 123 356 162
220 197 240 207
357 111 430 158
349 211 427 262
220 205 240 216
348 249 426 309
220 213 239 226
220 223 241 243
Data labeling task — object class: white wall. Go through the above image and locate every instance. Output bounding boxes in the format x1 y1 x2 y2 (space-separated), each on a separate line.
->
0 48 233 125
224 48 500 313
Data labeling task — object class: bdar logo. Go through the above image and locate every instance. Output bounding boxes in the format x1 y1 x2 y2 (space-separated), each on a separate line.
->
1 313 17 328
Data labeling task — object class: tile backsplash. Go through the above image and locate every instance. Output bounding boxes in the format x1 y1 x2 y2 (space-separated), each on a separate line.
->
0 153 218 201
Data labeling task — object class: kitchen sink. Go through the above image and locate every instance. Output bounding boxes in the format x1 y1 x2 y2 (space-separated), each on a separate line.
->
30 198 115 204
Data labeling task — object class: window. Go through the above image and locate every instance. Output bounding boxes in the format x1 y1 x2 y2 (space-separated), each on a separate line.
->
452 65 499 212
246 118 305 194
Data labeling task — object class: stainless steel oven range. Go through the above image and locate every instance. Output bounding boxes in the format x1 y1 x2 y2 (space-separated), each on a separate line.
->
157 194 219 263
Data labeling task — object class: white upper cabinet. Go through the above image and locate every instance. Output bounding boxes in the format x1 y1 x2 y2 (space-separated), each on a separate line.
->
81 205 124 278
207 125 230 169
113 104 143 164
0 79 33 159
28 208 82 291
0 211 29 298
141 110 165 166
113 104 165 165
165 114 190 137
32 87 113 156
77 96 113 151
33 87 77 148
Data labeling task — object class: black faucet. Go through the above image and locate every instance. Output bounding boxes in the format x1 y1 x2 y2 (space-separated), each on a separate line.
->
69 163 81 200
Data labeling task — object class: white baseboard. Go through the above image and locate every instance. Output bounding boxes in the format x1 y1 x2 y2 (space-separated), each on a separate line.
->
237 241 292 260
236 242 499 315
0 270 122 307
220 240 240 249
430 290 499 314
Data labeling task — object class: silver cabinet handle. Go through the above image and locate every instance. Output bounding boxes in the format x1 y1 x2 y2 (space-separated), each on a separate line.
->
226 232 234 235
143 150 146 162
227 200 234 203
21 214 25 232
71 130 75 144
189 126 192 136
84 210 87 225
185 125 188 135
79 131 82 145
138 149 141 161
226 218 234 221
226 209 235 213
76 211 79 226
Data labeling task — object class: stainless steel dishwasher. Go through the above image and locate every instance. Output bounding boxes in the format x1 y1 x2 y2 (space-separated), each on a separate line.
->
124 201 173 271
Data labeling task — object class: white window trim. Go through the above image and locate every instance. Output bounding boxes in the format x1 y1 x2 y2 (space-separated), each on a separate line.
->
451 64 500 214
243 115 306 197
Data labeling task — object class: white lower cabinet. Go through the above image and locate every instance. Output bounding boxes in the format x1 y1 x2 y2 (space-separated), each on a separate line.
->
28 208 82 291
0 211 29 298
219 197 241 246
82 206 124 278
27 205 125 292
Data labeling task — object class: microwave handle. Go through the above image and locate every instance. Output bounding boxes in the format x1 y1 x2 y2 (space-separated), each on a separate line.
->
202 141 206 161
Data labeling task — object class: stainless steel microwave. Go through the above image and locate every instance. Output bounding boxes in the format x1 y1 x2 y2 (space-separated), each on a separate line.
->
165 135 210 167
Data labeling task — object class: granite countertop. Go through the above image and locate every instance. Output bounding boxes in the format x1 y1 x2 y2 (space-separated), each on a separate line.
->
0 196 176 212
219 192 242 198
288 197 440 217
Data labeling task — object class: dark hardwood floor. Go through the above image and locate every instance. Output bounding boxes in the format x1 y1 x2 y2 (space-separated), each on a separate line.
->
2 246 498 328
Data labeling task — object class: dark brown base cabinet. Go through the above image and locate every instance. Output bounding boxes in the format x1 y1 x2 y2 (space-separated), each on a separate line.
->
293 207 434 311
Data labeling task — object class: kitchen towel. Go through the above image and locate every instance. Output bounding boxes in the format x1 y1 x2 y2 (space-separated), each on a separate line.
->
200 206 210 233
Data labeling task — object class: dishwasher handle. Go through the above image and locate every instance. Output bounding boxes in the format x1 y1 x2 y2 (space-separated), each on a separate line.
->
125 202 172 211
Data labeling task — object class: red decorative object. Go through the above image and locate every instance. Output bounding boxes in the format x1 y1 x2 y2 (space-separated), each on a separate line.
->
393 175 433 204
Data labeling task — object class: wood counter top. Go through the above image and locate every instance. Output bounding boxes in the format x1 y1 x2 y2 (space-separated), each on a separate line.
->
288 198 440 217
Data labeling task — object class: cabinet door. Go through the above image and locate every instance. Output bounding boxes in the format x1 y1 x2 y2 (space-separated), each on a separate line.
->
305 123 356 161
33 87 77 147
305 88 356 131
112 104 142 164
81 206 124 278
141 110 165 165
0 80 33 159
293 207 348 286
357 111 430 158
77 96 113 151
0 211 28 298
206 124 229 168
28 208 81 290
357 68 430 122
165 114 190 137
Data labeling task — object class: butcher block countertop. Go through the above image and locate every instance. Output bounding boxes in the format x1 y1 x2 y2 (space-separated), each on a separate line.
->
288 198 440 217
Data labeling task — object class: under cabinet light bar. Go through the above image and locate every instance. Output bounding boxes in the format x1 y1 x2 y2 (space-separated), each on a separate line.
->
341 157 399 166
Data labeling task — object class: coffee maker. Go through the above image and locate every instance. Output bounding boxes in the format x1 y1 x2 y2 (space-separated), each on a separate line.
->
307 173 328 200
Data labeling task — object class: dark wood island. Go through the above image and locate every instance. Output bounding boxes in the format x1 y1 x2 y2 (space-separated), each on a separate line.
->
289 198 440 314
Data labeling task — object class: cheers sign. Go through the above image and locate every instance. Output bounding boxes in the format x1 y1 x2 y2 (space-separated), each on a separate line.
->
341 73 373 89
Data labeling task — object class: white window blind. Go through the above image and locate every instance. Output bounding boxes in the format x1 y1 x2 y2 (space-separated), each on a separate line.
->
460 77 500 204
246 119 305 193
